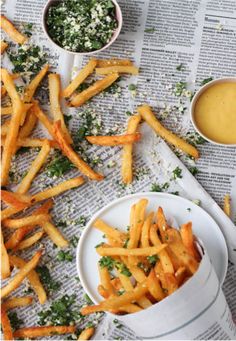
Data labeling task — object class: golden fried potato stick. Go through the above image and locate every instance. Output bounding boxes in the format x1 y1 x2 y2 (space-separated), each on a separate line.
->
1 177 85 220
41 221 68 248
223 194 231 217
70 73 119 107
86 133 141 146
1 228 10 279
1 85 7 96
3 213 50 229
2 296 33 310
128 199 148 248
1 103 32 116
17 106 38 139
138 104 199 158
17 141 50 194
180 223 201 262
175 266 187 286
31 101 55 137
23 64 49 103
141 212 154 247
1 191 32 209
147 268 165 301
63 59 97 98
96 244 167 257
97 59 132 67
156 206 169 242
96 66 139 75
15 230 44 250
48 73 72 144
1 69 24 185
122 114 141 184
150 224 175 274
0 15 27 44
1 250 42 298
1 307 14 341
13 326 76 339
1 40 8 54
93 219 127 244
53 120 104 180
81 283 148 315
9 254 46 304
78 327 95 340
1 137 57 148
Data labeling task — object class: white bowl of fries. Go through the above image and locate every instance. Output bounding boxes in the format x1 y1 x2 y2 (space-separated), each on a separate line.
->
76 193 228 337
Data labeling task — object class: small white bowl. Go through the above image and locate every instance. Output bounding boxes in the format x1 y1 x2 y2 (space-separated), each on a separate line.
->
190 77 236 146
42 0 123 56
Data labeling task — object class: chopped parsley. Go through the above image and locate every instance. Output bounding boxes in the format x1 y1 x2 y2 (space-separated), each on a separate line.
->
176 63 184 71
8 312 23 331
46 152 75 178
172 167 183 180
125 111 133 116
84 294 93 305
36 265 61 294
189 166 199 176
151 182 169 192
75 108 102 142
8 45 47 80
147 255 159 266
99 256 131 277
200 77 213 86
174 81 187 96
57 250 73 262
145 27 155 33
70 235 79 248
46 0 118 53
23 22 33 37
128 84 136 91
186 132 206 147
38 294 81 326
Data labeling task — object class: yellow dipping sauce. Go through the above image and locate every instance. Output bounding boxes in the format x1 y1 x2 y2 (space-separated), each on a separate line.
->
194 82 236 144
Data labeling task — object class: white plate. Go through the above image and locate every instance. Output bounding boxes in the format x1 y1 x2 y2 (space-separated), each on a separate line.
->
76 193 228 304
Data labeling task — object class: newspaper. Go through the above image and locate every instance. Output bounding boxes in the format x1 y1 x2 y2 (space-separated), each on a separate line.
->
1 0 236 339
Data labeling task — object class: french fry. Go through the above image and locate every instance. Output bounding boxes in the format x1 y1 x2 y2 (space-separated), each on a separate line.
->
86 133 141 146
223 194 231 217
96 66 139 75
5 200 53 250
180 223 201 262
1 119 10 136
111 277 123 291
1 177 84 220
78 327 95 340
3 214 50 229
156 206 169 242
63 59 97 98
48 73 72 144
93 219 127 244
23 64 49 103
9 254 47 304
1 69 24 185
1 85 7 97
1 190 32 209
141 212 154 247
70 73 119 107
53 120 103 180
99 265 116 296
122 114 141 184
128 199 148 248
96 245 167 257
163 273 178 295
175 266 187 286
1 229 10 279
150 224 174 274
81 283 148 315
18 106 38 139
98 284 109 298
0 15 27 44
1 103 32 116
41 221 68 248
17 141 50 194
31 102 55 137
1 307 14 341
147 269 165 301
166 229 199 274
1 40 8 54
15 230 44 250
138 105 199 158
1 136 57 148
2 296 33 310
1 250 42 298
97 59 133 67
13 326 76 338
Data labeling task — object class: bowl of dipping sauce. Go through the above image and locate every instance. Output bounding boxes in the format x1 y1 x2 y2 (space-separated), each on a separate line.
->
42 0 122 55
190 78 236 146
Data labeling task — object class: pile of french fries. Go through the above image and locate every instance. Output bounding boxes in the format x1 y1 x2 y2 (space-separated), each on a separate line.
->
81 199 201 316
1 14 201 340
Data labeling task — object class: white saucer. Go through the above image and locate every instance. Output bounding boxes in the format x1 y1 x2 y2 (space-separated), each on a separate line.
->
76 192 228 304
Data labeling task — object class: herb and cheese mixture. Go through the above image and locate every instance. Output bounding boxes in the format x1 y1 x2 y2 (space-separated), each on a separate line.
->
46 0 118 52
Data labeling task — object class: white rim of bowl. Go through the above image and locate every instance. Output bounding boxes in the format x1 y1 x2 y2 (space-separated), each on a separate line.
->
76 191 228 306
42 0 123 56
190 77 236 147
